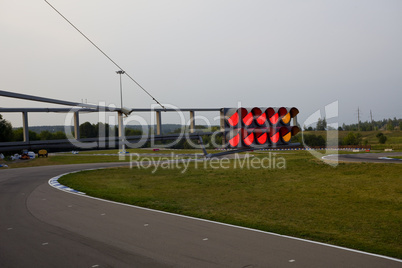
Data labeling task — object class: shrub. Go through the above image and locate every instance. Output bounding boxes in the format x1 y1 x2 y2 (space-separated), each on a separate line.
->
378 135 387 144
343 132 362 145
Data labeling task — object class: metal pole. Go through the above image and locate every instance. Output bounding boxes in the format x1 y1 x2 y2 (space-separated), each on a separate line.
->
116 70 126 154
116 70 125 109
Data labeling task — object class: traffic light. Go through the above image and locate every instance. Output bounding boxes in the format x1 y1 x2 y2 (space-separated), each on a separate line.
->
221 107 300 149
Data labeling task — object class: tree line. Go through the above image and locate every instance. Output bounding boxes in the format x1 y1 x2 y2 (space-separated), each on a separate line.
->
0 116 142 142
304 117 402 131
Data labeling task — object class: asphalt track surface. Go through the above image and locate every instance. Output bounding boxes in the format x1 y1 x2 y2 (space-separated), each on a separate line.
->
323 152 402 163
1 162 401 267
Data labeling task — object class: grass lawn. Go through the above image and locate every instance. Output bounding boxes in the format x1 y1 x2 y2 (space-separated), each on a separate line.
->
304 130 402 150
0 149 214 168
72 148 211 155
0 154 128 168
59 151 402 259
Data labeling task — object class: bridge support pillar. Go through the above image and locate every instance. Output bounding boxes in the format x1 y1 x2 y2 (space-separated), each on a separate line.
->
22 112 29 142
118 112 126 153
156 111 162 135
189 111 195 133
74 111 80 139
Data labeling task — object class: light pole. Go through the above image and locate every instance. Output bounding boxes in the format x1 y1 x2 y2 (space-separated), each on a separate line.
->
116 70 126 154
116 70 125 109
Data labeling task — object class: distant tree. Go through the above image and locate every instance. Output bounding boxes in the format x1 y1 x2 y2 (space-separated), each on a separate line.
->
393 117 398 127
52 131 67 140
0 114 13 142
343 132 362 146
378 135 387 144
363 140 368 146
302 134 326 147
11 128 39 141
195 125 207 129
95 123 111 137
376 132 387 144
386 120 394 131
125 128 142 136
79 122 97 138
12 128 24 141
316 117 327 131
30 131 39 141
400 121 402 131
39 130 53 140
316 118 322 131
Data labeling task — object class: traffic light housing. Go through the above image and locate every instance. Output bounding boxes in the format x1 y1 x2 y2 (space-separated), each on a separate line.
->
221 107 300 148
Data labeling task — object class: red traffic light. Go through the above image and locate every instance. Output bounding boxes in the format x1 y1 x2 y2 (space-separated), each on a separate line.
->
226 129 241 147
251 107 267 126
254 128 268 145
227 110 239 127
241 129 254 146
222 107 299 148
266 108 279 125
239 108 253 126
226 108 253 127
226 128 254 147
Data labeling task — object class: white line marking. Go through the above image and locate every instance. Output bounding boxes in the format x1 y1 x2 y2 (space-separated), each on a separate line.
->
7 227 13 230
144 224 149 227
42 242 49 246
289 259 295 262
321 154 339 160
48 171 402 263
101 213 106 216
91 265 99 268
203 238 208 241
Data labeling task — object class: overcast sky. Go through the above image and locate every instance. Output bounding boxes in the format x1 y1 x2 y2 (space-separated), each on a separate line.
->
1 0 401 127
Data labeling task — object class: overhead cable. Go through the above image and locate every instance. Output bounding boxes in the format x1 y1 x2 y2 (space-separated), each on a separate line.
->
44 0 165 110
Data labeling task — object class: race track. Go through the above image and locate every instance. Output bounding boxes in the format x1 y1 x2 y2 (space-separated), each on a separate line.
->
1 163 401 267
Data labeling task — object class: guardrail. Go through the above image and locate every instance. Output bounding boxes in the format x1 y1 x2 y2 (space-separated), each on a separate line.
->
0 132 216 152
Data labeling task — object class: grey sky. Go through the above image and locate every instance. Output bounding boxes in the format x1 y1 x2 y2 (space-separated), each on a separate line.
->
1 0 401 127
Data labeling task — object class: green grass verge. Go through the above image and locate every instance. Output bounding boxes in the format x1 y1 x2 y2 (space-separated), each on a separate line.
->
1 149 205 168
304 130 402 150
79 148 212 155
0 154 128 168
59 151 402 259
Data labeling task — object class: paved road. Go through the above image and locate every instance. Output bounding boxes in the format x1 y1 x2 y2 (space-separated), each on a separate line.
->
1 163 401 267
324 152 402 163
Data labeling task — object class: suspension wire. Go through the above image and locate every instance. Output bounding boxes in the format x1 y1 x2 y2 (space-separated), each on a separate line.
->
43 0 165 110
